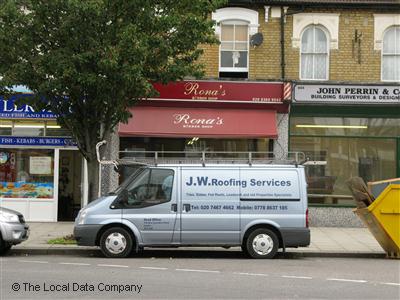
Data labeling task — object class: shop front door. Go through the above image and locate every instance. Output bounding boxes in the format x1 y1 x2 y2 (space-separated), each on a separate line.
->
58 150 83 221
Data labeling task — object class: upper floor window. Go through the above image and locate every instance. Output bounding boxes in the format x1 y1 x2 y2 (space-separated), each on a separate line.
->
212 7 259 79
219 21 249 73
382 26 400 81
300 26 329 80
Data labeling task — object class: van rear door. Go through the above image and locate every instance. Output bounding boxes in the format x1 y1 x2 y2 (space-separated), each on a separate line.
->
180 167 240 245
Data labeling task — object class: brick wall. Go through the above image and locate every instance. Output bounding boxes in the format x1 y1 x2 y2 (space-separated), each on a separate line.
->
285 9 384 82
201 6 397 83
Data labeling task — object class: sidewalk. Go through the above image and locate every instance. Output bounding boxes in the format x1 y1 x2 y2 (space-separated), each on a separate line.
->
11 222 386 258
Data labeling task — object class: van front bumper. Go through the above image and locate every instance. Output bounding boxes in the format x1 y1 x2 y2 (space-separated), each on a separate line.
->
1 222 29 245
281 228 310 247
74 225 102 246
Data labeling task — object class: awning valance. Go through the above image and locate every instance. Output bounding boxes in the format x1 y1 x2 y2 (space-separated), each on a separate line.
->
119 106 277 138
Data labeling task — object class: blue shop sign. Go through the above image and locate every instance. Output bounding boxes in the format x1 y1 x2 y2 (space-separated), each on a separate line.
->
0 94 56 119
0 136 76 147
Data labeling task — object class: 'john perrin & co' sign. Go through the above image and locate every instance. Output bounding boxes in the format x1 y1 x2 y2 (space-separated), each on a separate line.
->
294 84 400 104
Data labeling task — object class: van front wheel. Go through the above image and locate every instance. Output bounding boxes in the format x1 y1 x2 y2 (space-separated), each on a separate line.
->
245 228 278 259
100 227 133 258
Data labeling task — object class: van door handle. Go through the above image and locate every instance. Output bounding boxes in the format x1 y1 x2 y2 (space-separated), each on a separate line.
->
183 204 191 212
171 204 177 212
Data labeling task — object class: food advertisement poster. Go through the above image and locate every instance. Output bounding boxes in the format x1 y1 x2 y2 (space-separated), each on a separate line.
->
29 156 52 175
0 182 53 198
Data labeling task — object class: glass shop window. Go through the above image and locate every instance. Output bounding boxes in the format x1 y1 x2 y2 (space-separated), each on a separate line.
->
0 149 54 199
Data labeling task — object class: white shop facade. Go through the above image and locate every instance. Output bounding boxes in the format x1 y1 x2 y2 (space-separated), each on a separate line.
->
0 94 86 222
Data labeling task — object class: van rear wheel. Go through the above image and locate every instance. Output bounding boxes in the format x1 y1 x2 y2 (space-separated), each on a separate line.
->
100 227 133 258
245 228 278 259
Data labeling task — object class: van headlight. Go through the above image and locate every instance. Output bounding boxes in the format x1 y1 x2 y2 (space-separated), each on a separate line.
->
0 211 19 223
77 209 88 225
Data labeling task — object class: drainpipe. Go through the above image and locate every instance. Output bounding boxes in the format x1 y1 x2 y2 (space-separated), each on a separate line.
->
280 6 286 81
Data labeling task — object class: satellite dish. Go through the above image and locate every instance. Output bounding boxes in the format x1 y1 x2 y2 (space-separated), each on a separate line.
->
250 33 264 47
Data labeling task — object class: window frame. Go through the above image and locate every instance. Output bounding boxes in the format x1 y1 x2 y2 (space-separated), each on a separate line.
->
381 26 400 82
218 20 250 73
299 25 330 81
121 168 175 209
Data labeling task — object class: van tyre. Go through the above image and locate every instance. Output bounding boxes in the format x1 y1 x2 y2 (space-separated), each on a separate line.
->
100 227 133 258
0 245 11 255
241 245 249 256
245 228 278 259
0 236 11 256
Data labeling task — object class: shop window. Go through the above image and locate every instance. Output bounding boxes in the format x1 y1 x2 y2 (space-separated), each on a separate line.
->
291 117 400 137
290 136 396 206
119 137 272 182
382 26 400 82
0 119 71 137
0 120 12 135
120 137 270 154
13 120 45 136
0 149 54 199
290 116 399 205
300 26 329 80
46 120 70 137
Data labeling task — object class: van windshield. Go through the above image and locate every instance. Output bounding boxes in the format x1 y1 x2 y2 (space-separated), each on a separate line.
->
108 167 146 195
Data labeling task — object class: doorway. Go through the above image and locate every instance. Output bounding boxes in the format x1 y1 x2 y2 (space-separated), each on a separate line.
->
58 150 83 221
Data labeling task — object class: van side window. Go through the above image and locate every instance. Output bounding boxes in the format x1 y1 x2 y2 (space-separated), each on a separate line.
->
124 169 174 208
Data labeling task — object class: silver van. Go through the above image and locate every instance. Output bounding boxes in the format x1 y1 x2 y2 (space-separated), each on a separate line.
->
74 152 310 259
0 207 29 254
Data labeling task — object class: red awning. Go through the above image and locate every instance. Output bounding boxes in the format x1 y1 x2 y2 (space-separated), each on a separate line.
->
119 107 277 138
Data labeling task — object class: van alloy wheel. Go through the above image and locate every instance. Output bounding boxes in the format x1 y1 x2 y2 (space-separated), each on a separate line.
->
100 227 133 258
245 228 279 259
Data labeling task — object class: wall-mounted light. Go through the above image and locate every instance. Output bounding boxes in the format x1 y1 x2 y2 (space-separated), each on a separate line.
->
187 137 199 145
14 124 44 128
296 125 368 129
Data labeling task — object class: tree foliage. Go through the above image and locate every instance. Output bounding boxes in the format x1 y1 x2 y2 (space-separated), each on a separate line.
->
0 0 224 200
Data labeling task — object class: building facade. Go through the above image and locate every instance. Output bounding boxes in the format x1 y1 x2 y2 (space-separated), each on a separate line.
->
115 4 294 184
113 0 400 226
0 91 86 222
8 1 395 224
285 1 399 226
